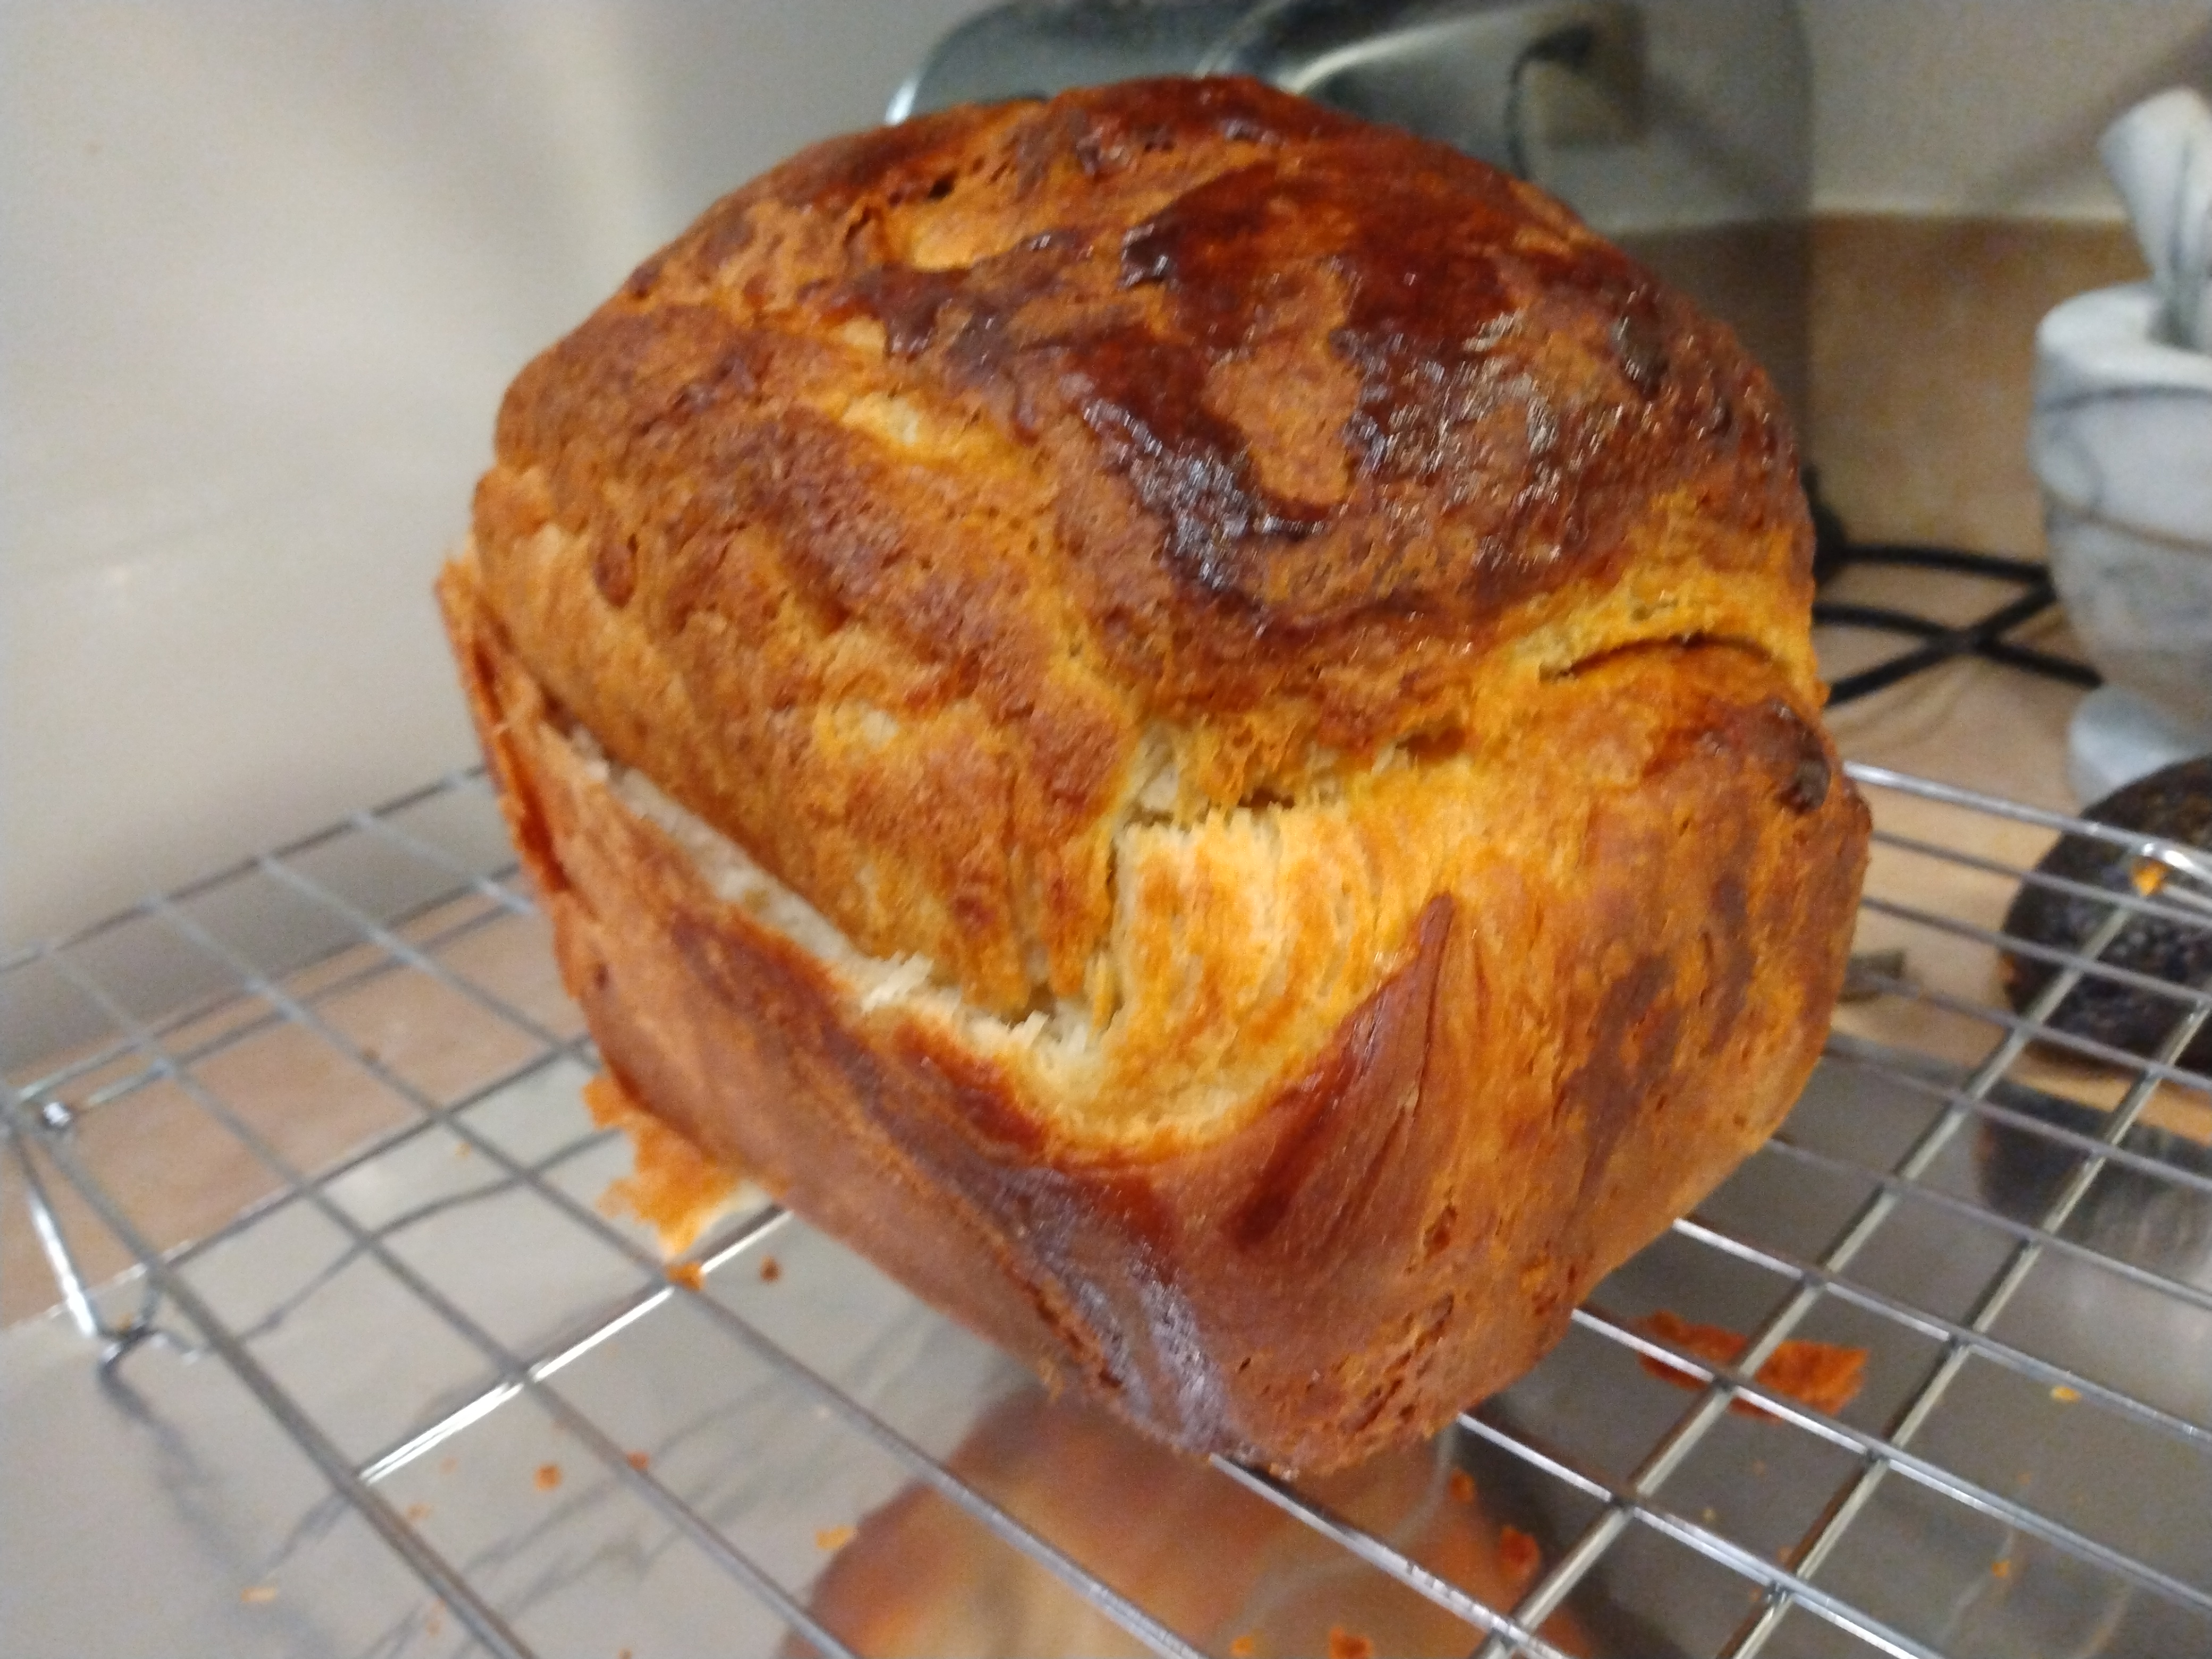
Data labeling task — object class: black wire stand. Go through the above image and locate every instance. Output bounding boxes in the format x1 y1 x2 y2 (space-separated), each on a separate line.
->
1806 480 2102 708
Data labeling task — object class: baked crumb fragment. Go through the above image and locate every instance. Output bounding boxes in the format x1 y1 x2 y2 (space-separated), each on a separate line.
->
1635 1310 1867 1418
1498 1524 1541 1588
585 1074 742 1255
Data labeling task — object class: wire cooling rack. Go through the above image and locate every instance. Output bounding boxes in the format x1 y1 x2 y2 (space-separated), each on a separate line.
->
5 761 2210 1659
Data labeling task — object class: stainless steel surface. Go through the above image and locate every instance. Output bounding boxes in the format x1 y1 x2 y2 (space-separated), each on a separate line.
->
895 0 1814 424
1201 0 1646 171
5 763 2211 1657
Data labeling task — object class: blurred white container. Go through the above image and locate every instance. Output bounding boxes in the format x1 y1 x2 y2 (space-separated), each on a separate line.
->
2031 87 2212 803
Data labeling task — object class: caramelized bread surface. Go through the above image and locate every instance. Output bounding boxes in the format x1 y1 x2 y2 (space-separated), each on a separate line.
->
446 78 1870 1470
471 76 1823 1030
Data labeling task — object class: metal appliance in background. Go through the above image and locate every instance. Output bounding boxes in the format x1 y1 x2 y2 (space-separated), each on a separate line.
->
894 0 1814 427
897 0 2108 711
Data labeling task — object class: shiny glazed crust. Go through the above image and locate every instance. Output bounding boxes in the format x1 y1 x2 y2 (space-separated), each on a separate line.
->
471 77 1826 1027
445 78 1871 1471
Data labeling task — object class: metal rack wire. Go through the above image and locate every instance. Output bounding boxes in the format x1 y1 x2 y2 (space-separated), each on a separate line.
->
5 761 2209 1658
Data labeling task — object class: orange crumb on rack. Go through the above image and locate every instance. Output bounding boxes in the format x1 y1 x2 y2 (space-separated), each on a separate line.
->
426 1605 447 1637
1448 1468 1475 1503
2051 1385 2081 1403
585 1073 742 1255
1635 1311 1867 1418
1326 1628 1376 1659
240 1586 278 1605
2130 860 2168 897
667 1261 704 1292
1991 1559 2013 1579
626 1450 652 1471
405 1502 432 1522
1229 1637 1258 1657
1499 1524 1541 1587
535 1462 563 1491
759 1255 782 1283
815 1524 857 1552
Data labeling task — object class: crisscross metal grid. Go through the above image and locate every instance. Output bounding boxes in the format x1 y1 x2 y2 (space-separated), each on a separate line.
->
5 760 2208 1658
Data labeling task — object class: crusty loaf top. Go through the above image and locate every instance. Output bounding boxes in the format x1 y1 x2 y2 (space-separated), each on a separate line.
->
471 77 1820 1025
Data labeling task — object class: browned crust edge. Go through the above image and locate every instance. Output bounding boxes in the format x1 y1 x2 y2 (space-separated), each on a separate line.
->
440 554 1867 1473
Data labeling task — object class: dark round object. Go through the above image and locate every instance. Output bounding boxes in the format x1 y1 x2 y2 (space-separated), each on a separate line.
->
2000 756 2212 1071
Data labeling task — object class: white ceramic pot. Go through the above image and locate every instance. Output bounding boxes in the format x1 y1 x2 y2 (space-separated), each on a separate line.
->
2030 281 2212 799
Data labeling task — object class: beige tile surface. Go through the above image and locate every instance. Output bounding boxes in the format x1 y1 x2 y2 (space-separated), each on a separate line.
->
424 909 589 1044
310 966 544 1108
3 912 578 1323
1809 215 2145 557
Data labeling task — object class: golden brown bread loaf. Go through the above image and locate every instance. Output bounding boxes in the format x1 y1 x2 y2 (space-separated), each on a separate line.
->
440 76 1870 1473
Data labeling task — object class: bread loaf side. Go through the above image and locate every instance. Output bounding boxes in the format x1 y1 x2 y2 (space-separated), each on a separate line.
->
443 77 1869 1471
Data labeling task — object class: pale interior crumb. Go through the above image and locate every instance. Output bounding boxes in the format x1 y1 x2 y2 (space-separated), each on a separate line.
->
583 733 1108 1072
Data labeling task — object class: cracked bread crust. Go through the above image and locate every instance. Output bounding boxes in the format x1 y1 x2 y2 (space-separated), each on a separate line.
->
470 76 1822 1022
440 549 1865 1473
446 77 1869 1472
